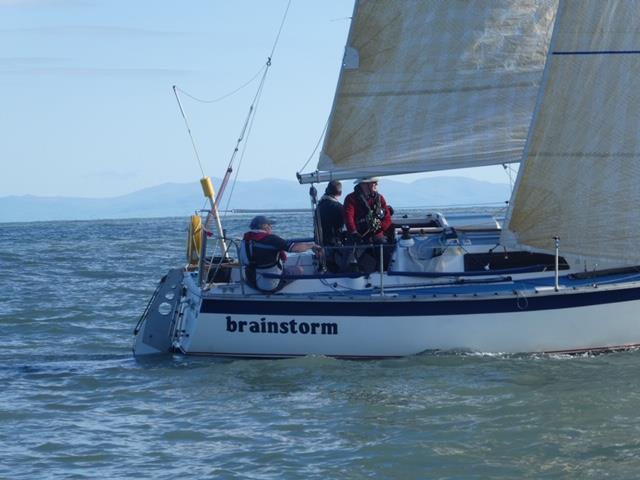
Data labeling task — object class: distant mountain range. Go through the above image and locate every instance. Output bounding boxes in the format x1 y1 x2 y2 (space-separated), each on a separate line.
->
0 176 511 223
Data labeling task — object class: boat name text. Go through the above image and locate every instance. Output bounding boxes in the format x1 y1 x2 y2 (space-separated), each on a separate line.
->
226 316 338 335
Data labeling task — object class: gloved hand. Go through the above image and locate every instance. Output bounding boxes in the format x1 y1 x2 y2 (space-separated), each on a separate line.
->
347 232 361 244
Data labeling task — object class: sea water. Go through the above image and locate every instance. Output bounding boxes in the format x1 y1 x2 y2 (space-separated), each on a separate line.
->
2 214 640 479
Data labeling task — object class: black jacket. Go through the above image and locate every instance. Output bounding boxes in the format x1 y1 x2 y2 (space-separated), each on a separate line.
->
316 195 345 246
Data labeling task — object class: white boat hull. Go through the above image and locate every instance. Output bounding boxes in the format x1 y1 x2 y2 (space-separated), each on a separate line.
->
173 282 640 358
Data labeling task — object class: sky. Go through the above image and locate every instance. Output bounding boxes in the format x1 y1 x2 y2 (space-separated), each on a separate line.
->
1 0 514 198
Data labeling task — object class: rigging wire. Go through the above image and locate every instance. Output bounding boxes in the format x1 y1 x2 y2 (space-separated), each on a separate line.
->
502 163 517 191
169 0 292 271
217 0 293 211
216 61 269 206
298 119 329 174
222 71 268 215
174 65 267 104
173 85 206 178
268 0 292 59
172 0 292 215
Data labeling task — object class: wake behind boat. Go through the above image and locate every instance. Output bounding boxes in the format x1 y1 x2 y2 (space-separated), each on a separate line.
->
134 0 640 358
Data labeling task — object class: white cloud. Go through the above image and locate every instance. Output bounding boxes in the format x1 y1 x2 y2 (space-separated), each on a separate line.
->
0 0 90 7
0 25 185 37
0 64 190 77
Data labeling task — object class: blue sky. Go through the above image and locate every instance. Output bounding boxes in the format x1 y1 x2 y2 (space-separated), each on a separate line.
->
1 0 512 198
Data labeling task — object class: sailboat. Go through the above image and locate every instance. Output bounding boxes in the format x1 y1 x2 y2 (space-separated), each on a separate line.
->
134 0 640 358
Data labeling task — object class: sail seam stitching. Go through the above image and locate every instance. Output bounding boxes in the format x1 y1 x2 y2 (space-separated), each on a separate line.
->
553 50 640 55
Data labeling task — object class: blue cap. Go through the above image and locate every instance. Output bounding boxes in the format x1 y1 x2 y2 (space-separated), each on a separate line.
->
250 215 275 230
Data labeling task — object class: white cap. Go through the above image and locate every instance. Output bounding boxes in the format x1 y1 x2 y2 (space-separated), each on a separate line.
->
354 177 380 185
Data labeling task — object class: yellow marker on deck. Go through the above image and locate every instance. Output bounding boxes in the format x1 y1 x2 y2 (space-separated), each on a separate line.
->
198 176 228 259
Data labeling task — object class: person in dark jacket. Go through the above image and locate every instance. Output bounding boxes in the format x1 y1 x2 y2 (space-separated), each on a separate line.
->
316 180 345 272
241 215 318 292
343 177 394 271
317 180 345 246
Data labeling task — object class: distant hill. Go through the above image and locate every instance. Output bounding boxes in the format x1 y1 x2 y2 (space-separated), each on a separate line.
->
0 176 511 222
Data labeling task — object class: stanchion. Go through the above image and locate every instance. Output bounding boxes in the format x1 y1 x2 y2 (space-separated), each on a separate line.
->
379 243 384 295
554 236 560 291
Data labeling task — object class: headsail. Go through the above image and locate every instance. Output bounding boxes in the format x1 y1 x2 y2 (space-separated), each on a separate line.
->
503 0 640 264
299 0 557 183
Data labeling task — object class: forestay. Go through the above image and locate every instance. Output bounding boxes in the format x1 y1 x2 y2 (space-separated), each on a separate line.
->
503 0 640 264
299 0 557 183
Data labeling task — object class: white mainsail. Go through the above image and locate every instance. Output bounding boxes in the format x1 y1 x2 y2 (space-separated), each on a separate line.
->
299 0 557 183
503 0 640 264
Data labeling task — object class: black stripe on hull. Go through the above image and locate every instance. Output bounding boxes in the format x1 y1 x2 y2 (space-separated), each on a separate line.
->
201 285 640 317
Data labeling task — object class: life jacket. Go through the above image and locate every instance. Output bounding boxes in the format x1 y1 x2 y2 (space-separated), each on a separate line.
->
241 230 289 292
356 192 386 236
241 231 288 269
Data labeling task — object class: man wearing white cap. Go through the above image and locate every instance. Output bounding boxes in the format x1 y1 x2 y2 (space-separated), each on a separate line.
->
343 177 393 271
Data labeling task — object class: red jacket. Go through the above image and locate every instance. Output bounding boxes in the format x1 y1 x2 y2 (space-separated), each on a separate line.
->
344 191 392 239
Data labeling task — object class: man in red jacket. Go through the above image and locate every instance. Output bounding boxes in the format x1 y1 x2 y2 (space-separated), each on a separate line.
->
343 177 394 271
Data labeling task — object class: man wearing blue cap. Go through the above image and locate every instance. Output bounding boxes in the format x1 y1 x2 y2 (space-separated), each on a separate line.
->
241 215 319 292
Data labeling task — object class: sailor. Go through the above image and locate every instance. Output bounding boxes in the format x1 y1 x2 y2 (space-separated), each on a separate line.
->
316 180 346 272
343 177 393 271
241 215 319 292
